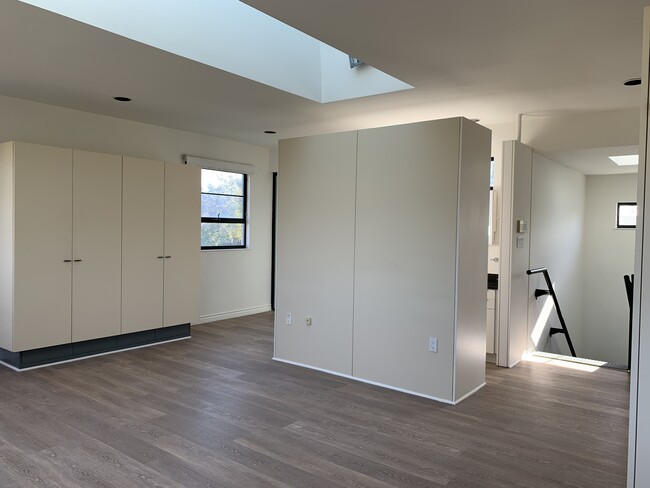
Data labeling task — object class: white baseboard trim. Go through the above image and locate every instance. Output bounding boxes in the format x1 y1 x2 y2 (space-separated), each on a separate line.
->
0 336 191 373
272 357 465 405
454 381 486 404
197 305 272 324
508 358 522 368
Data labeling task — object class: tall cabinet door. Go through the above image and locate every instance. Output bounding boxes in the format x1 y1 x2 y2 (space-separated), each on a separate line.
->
13 142 73 351
122 157 164 333
163 163 200 327
72 150 122 342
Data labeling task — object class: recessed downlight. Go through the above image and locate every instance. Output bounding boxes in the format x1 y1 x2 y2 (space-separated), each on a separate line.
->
113 96 132 102
624 78 642 87
264 130 277 134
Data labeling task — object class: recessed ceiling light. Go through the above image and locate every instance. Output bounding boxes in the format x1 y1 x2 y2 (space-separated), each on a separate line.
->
470 118 480 123
113 96 132 102
624 78 642 87
609 154 639 166
264 130 277 134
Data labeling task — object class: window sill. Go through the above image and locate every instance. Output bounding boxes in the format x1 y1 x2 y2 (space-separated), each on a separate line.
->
201 247 250 252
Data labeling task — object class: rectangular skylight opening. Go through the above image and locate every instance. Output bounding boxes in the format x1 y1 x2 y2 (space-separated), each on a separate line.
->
609 154 639 166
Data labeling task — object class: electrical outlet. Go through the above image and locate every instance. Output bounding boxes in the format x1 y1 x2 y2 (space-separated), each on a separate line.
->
429 337 438 353
305 317 312 326
285 313 292 325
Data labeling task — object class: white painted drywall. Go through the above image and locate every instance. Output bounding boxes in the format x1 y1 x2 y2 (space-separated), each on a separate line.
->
0 95 272 323
628 10 650 487
22 0 323 101
0 143 14 350
498 141 533 368
275 132 357 375
582 174 636 364
528 153 586 357
454 118 491 399
319 44 412 103
276 118 490 403
353 119 460 401
521 109 639 153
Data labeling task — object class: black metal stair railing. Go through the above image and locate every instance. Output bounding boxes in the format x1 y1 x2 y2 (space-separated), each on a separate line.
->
526 267 577 357
624 274 634 371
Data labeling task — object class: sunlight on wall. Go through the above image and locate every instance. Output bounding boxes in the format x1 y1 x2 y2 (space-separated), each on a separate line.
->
531 295 554 347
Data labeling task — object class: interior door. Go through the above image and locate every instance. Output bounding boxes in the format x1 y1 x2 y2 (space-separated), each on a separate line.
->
72 150 122 341
163 163 200 327
122 156 164 333
13 142 73 351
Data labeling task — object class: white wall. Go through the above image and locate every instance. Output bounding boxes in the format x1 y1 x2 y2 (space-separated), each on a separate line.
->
582 174 636 364
276 118 490 403
528 153 586 357
498 141 533 367
630 10 650 486
275 132 357 374
0 95 272 323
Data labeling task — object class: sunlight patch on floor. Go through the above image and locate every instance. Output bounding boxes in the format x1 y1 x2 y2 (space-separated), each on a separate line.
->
523 351 607 373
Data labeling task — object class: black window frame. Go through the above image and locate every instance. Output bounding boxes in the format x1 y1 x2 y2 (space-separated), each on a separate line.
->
201 169 248 249
616 201 637 229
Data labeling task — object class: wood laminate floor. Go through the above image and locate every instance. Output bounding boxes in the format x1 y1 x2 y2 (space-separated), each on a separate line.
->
0 312 629 487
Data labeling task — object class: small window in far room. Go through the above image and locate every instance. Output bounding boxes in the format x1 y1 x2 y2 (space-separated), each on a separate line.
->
616 202 637 229
201 169 247 248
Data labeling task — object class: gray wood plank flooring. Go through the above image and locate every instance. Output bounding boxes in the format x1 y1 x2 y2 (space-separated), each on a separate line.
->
0 312 629 487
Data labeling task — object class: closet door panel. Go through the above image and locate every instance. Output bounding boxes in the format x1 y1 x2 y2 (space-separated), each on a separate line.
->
122 157 164 333
13 142 72 351
72 150 122 342
163 163 200 327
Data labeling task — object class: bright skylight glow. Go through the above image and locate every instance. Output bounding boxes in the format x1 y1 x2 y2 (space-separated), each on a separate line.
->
19 0 413 103
609 154 639 166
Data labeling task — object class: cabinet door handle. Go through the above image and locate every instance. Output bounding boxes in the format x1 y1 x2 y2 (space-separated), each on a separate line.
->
63 259 72 263
164 256 172 259
157 256 165 259
73 259 82 262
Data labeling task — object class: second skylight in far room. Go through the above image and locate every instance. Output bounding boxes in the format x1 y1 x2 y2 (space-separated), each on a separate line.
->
19 0 413 103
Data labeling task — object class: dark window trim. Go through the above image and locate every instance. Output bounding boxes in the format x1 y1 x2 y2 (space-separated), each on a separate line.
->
616 201 637 229
201 171 248 249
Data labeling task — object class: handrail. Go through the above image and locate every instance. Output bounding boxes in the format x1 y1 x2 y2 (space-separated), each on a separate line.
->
624 274 634 371
526 267 577 357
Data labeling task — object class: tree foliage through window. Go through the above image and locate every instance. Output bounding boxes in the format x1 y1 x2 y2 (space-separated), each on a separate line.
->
201 169 247 248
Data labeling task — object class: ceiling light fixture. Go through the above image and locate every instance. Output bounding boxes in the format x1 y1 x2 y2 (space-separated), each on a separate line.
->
609 154 639 166
624 78 642 86
113 96 132 102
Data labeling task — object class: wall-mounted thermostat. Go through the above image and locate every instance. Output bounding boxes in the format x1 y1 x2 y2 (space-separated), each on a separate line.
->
517 220 528 233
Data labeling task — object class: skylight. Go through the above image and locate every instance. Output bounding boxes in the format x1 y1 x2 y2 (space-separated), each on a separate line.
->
609 154 639 166
19 0 413 103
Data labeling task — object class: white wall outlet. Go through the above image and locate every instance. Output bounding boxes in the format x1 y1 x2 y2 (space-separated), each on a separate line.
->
305 316 312 326
285 313 292 325
429 337 438 353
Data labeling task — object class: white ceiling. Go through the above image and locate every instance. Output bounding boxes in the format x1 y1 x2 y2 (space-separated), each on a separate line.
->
0 0 647 147
542 145 639 176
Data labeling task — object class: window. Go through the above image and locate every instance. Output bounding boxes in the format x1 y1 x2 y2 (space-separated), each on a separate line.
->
616 202 637 229
201 169 247 248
